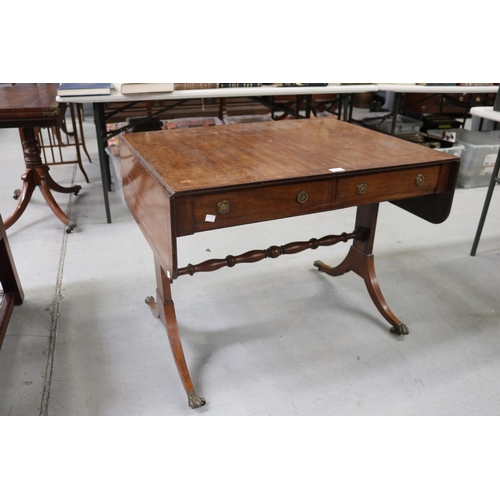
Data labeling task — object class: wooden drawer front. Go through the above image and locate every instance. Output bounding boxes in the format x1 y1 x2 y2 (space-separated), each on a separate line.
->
192 180 335 231
335 165 442 206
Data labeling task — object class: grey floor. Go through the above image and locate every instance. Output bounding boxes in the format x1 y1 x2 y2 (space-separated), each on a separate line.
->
1 115 500 416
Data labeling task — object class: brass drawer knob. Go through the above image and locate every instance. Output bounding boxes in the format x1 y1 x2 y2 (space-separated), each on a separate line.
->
356 182 368 195
217 200 231 214
415 174 425 186
297 190 309 204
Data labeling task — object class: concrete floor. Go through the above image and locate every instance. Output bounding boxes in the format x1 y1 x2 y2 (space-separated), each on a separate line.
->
1 115 500 416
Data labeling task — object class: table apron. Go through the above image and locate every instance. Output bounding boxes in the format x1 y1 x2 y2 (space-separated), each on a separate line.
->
175 164 447 236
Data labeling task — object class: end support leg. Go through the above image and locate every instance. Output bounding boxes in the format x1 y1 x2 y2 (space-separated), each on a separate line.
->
315 204 409 335
148 257 206 408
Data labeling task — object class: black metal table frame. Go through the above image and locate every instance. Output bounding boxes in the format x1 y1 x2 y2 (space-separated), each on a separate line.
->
470 117 500 256
389 92 494 135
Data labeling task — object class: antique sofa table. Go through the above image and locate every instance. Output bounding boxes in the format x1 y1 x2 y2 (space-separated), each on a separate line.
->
119 118 460 408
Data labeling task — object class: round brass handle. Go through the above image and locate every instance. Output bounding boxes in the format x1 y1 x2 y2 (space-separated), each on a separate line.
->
217 200 231 214
356 182 368 195
297 190 308 204
415 174 425 186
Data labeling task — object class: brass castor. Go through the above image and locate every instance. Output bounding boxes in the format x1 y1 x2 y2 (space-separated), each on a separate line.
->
390 323 409 335
66 221 77 233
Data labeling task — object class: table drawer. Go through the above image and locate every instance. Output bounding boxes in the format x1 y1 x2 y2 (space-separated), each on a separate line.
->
335 165 442 206
192 180 335 231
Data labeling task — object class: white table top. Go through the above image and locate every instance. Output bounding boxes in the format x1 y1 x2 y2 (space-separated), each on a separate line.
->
378 84 499 94
469 106 500 123
56 84 379 104
56 83 498 111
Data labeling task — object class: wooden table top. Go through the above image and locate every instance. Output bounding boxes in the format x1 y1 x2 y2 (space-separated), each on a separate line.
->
121 118 458 195
0 83 59 123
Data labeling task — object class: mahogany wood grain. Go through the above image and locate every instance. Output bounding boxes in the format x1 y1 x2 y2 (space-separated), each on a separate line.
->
314 204 409 335
121 119 458 195
0 84 81 231
177 231 359 277
119 144 177 278
146 256 205 409
119 118 461 408
0 83 60 126
335 165 442 206
190 179 336 234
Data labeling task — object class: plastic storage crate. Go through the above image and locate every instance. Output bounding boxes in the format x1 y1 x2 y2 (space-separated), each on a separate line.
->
428 129 500 188
453 129 500 188
164 116 223 129
435 144 465 159
374 114 423 134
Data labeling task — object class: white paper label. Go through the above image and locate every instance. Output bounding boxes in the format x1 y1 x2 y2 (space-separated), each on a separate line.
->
441 131 456 142
483 153 498 169
205 214 216 222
